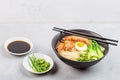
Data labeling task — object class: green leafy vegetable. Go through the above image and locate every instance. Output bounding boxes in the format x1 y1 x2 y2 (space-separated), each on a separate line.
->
28 54 50 72
77 40 105 62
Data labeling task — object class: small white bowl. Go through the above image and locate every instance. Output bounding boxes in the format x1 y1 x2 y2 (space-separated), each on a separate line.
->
23 53 54 74
4 37 33 56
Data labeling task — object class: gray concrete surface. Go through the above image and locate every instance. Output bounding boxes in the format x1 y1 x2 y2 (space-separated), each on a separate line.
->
0 23 119 80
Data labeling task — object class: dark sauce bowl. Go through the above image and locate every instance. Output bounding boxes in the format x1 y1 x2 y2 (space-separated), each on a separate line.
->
52 29 109 69
4 37 33 56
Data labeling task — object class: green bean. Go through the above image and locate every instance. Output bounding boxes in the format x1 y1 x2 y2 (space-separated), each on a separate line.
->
29 54 50 72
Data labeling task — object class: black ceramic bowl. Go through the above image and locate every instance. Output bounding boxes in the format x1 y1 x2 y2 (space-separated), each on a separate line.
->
52 29 109 69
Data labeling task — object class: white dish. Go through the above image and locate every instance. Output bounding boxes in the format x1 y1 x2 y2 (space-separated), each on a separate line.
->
4 37 33 56
23 53 54 74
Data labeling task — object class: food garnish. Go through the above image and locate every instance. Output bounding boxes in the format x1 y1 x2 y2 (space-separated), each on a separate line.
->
28 54 50 72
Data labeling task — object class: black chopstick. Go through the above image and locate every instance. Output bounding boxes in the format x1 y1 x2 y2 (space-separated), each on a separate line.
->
53 28 117 46
54 27 118 43
53 27 118 46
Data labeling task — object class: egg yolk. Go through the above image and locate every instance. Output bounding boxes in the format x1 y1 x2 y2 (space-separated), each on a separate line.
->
76 42 85 47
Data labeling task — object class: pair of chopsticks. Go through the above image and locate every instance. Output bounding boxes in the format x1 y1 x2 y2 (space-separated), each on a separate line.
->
52 27 118 46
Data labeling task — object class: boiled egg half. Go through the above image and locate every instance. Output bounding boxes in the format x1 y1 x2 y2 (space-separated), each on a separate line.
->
75 42 87 51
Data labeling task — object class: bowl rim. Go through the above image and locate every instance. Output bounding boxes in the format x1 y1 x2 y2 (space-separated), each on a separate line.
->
52 29 109 63
4 37 33 56
23 53 54 74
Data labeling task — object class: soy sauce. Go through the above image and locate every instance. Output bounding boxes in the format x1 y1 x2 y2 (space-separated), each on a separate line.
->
7 41 30 53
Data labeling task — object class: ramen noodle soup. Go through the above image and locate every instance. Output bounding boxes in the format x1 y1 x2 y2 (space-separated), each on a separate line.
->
56 35 105 62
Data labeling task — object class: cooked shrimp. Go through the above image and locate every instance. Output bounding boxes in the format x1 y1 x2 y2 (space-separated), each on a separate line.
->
56 42 64 52
56 41 75 51
64 41 75 51
63 35 90 45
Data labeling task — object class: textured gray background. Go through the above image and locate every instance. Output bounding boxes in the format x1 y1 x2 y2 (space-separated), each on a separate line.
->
0 24 119 80
0 0 120 23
